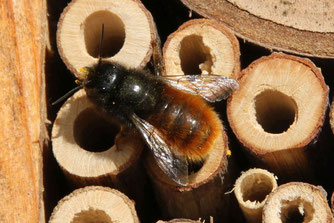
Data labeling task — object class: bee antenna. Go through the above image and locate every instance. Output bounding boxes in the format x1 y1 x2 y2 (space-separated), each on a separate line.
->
98 23 105 65
51 85 84 106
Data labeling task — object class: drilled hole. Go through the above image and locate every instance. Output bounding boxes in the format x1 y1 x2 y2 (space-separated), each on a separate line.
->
281 198 314 223
84 10 125 58
255 90 297 134
71 208 113 223
73 108 119 152
179 34 212 75
241 173 274 203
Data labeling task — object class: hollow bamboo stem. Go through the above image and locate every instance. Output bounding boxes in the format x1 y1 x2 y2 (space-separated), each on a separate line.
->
57 0 157 79
51 89 150 216
227 53 329 179
234 168 277 223
163 19 240 78
49 186 139 223
262 182 333 223
146 133 232 222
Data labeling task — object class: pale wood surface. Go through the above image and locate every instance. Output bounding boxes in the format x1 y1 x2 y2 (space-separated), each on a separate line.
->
163 19 240 78
234 168 277 223
57 0 157 79
227 53 328 178
0 0 46 222
262 182 333 223
49 186 140 223
180 0 334 58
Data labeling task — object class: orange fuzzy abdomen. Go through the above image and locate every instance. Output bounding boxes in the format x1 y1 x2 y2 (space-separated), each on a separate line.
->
147 85 222 161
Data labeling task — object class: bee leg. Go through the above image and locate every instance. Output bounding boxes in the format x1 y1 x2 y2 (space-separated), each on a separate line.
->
151 35 164 76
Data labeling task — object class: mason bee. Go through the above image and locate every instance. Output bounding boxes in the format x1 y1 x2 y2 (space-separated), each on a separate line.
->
54 26 238 186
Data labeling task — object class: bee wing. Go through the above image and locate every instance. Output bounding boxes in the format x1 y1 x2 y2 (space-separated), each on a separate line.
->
161 74 239 102
131 113 189 186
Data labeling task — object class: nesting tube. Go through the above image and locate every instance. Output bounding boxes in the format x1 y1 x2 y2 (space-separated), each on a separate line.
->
51 89 149 215
49 186 139 223
146 133 232 221
262 182 333 223
163 19 240 77
234 168 277 223
227 53 329 179
57 0 157 79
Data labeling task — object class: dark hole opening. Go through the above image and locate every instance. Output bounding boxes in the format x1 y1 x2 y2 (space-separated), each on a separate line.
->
179 34 212 75
73 108 119 152
84 10 125 58
255 89 297 134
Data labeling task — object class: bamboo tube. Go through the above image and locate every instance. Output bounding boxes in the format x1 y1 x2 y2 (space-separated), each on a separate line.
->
0 0 47 222
57 0 157 79
179 0 334 58
227 53 329 179
146 133 232 221
234 168 277 223
51 89 145 193
163 19 240 78
262 182 333 223
49 186 139 223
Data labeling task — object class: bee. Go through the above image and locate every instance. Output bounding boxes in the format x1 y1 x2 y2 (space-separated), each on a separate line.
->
53 25 238 186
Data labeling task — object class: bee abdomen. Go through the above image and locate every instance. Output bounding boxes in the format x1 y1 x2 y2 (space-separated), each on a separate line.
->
148 86 222 161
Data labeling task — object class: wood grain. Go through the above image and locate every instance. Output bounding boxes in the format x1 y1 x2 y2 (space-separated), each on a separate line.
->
180 0 334 58
0 0 47 222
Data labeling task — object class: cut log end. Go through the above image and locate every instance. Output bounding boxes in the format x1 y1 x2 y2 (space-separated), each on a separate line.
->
49 186 140 223
180 0 334 58
57 0 156 79
227 53 328 177
163 19 240 78
51 89 143 186
262 182 333 223
234 168 277 223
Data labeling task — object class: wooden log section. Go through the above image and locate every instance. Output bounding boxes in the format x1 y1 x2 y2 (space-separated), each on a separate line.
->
57 0 157 79
51 89 146 195
227 53 328 179
262 182 333 223
179 0 334 58
163 19 240 78
0 0 47 222
146 133 232 221
49 186 139 223
234 168 277 223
